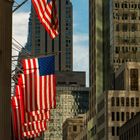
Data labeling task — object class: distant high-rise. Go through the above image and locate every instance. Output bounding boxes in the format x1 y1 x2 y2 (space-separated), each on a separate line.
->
25 0 73 71
35 86 89 140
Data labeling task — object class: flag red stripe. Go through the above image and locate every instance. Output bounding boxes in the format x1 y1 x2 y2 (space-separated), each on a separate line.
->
32 0 58 39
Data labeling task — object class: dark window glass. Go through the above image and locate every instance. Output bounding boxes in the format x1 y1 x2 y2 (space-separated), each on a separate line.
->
136 98 139 107
121 112 124 121
126 112 129 121
122 13 128 20
130 69 138 91
122 24 128 32
112 112 115 121
111 97 115 106
112 127 115 136
117 127 119 136
131 98 134 107
115 3 119 8
116 112 120 121
121 97 125 106
138 4 140 9
73 125 77 132
131 24 137 32
131 112 134 118
116 47 120 53
131 13 136 20
116 97 120 106
126 97 129 106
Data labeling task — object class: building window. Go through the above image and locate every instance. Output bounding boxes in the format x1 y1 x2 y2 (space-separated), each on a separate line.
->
116 127 119 136
116 112 120 121
73 125 77 132
122 23 128 32
116 97 120 106
126 112 129 121
111 97 115 106
112 127 115 136
130 69 138 91
126 97 129 106
121 112 124 121
131 13 137 20
115 3 119 8
131 98 134 107
116 24 120 31
131 24 137 32
136 98 139 107
131 112 134 118
115 47 120 53
121 97 125 106
138 3 140 9
112 112 115 121
122 13 128 20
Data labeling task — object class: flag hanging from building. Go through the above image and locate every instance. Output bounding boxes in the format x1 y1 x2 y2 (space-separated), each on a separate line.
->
11 55 56 139
32 0 59 39
11 95 46 139
11 84 49 139
22 55 56 114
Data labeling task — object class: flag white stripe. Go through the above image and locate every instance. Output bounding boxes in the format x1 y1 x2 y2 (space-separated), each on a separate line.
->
42 76 45 109
47 76 50 109
31 59 36 111
51 75 54 108
25 59 30 112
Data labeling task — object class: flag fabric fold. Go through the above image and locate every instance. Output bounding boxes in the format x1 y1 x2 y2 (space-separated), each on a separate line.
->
32 0 59 39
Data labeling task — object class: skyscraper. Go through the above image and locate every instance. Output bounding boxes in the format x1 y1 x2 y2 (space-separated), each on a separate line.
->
89 0 110 119
25 0 73 71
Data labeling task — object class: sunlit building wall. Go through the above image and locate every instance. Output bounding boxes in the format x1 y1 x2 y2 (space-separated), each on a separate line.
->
95 62 140 140
110 0 140 72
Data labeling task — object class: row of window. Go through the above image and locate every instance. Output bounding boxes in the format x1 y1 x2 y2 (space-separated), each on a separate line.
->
111 112 136 122
115 46 138 54
113 12 138 20
120 123 140 140
114 2 140 9
113 58 136 64
111 97 139 107
114 37 140 45
115 23 138 32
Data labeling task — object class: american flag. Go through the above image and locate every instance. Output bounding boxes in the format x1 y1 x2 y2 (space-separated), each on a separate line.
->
11 55 56 139
11 85 49 139
11 95 45 139
16 80 50 125
32 0 59 39
22 56 56 114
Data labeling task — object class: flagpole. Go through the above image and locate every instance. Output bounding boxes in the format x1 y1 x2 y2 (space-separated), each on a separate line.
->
0 0 13 140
